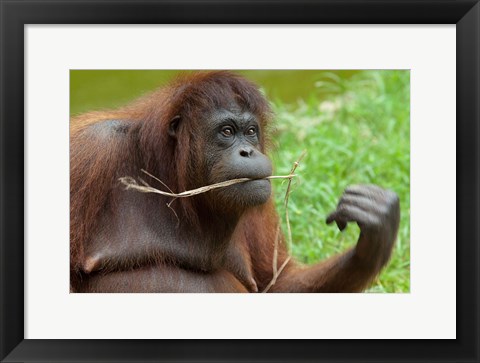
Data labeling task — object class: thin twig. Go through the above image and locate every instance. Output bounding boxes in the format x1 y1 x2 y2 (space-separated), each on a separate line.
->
264 255 292 292
140 170 179 225
277 256 292 278
262 224 281 293
119 174 295 198
141 169 175 193
262 150 306 293
272 224 281 275
284 150 307 250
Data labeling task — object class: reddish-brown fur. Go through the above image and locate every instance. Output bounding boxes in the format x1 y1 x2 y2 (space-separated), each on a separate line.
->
70 71 396 293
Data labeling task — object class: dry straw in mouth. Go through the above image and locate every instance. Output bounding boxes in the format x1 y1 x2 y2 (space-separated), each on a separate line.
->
119 171 296 198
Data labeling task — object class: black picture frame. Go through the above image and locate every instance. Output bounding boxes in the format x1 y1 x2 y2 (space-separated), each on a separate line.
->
1 1 479 362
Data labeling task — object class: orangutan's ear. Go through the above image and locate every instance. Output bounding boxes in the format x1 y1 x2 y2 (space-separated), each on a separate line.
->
168 115 181 138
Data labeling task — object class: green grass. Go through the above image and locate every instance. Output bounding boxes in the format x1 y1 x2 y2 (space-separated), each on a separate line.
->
269 71 410 293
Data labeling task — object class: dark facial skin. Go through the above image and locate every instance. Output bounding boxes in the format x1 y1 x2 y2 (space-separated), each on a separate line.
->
201 108 273 208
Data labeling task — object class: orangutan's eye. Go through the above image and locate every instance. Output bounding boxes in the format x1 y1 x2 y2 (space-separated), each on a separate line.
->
221 126 234 137
246 126 257 136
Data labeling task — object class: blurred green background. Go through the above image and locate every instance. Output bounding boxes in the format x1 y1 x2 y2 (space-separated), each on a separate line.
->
71 70 410 293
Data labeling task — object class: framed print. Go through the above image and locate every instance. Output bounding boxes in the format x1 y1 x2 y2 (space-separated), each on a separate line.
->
1 1 479 362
